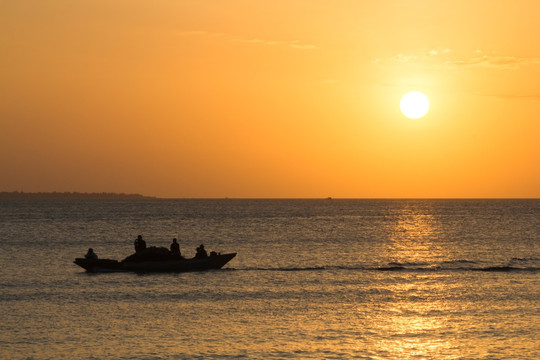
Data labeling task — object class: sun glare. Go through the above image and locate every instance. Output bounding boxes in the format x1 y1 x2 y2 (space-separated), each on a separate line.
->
400 91 430 119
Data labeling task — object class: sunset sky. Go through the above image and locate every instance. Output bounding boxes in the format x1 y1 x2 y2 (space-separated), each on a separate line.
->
1 0 539 198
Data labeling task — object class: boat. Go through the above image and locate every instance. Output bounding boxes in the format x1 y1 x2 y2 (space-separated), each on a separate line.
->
74 252 237 273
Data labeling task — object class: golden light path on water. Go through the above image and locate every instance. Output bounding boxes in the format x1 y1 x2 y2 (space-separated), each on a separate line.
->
385 203 444 263
366 205 449 358
345 203 533 359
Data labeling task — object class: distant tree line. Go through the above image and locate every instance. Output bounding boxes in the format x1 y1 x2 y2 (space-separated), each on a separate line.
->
0 191 155 199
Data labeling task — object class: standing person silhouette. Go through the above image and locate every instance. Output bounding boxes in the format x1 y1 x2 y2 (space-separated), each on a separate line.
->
134 235 146 253
170 238 181 257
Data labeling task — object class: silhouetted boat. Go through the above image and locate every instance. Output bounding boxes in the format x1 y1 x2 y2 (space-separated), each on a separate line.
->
74 252 237 273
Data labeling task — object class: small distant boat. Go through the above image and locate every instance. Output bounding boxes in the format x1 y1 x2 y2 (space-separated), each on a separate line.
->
74 252 236 273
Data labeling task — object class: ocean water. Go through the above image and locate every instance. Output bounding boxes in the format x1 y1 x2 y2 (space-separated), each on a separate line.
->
0 199 539 359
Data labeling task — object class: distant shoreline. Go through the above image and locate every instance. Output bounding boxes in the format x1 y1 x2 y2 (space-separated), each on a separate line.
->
0 192 156 200
1 193 538 200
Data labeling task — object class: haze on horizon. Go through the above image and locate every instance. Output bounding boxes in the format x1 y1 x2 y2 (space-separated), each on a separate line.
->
1 1 539 199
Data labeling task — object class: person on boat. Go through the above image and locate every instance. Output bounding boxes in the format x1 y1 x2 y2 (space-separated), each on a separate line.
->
134 235 146 253
85 248 98 260
170 238 181 257
195 244 208 258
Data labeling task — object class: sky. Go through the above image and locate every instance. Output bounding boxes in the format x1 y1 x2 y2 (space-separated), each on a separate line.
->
1 0 539 198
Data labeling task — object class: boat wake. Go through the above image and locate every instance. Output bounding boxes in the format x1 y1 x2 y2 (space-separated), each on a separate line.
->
234 258 540 273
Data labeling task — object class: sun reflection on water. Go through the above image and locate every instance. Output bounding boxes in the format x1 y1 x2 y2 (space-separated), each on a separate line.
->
363 202 458 358
384 202 445 265
355 273 462 359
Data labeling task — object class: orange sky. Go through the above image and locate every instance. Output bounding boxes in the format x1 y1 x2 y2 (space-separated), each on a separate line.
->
1 0 539 198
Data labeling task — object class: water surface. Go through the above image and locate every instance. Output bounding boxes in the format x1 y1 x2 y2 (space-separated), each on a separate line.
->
0 199 538 359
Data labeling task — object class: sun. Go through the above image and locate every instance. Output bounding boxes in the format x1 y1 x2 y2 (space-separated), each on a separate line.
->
400 91 430 119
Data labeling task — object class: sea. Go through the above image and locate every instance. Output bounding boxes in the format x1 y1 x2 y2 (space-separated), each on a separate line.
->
0 199 539 360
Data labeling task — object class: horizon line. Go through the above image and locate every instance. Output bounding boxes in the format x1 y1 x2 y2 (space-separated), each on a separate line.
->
1 191 539 200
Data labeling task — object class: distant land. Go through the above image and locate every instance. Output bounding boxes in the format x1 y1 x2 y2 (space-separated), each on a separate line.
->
0 192 156 199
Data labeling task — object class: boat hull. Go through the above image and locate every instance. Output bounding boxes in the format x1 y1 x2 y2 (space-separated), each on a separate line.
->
74 253 236 273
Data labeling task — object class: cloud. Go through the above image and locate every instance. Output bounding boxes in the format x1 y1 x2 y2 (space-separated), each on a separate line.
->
393 53 418 63
289 42 317 50
231 38 268 44
446 55 540 70
178 30 208 36
379 48 451 64
180 30 317 50
484 93 540 101
231 37 317 49
374 48 540 70
425 48 451 56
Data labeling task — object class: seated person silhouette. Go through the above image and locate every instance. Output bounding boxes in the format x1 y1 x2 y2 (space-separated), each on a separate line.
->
85 248 98 260
195 244 208 259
